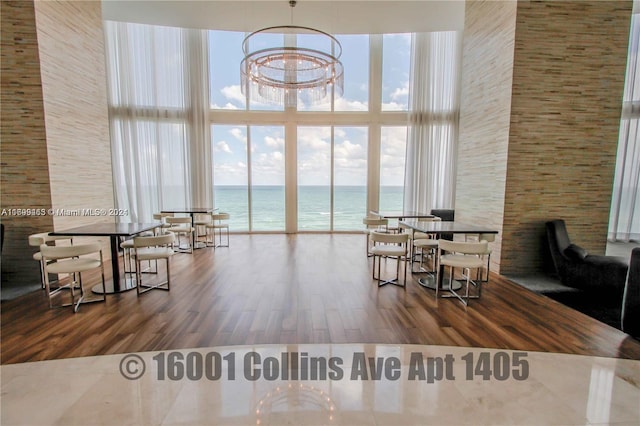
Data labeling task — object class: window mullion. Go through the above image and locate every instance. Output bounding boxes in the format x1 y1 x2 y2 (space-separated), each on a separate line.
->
285 121 297 233
246 125 253 232
368 35 383 213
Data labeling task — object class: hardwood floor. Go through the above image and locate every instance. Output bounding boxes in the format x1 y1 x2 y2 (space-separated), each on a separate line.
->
2 234 639 364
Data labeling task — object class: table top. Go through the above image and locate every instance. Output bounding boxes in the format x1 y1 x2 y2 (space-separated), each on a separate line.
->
50 223 159 237
371 211 434 219
400 219 498 235
161 208 217 214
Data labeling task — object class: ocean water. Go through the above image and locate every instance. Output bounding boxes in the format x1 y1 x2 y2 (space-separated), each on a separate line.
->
214 185 403 231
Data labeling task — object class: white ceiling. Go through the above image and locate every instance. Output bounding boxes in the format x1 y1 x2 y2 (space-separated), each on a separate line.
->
102 0 465 34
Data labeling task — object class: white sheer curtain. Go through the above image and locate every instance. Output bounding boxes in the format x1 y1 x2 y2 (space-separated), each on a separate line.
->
403 31 461 214
609 8 640 242
104 21 212 223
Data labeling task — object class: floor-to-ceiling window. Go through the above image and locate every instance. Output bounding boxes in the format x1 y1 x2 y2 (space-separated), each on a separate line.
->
105 22 460 232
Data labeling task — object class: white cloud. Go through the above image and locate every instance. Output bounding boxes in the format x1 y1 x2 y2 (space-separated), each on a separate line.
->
298 151 330 185
211 102 240 110
381 127 408 157
213 161 247 185
381 101 406 111
379 126 407 185
229 127 247 143
334 97 368 111
390 82 409 102
251 151 285 185
215 141 232 154
335 140 366 161
264 136 284 149
298 127 331 150
297 96 368 112
381 154 405 168
220 85 246 105
334 139 367 183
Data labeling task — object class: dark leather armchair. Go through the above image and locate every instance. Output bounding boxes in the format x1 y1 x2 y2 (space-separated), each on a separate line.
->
622 248 640 339
546 220 628 303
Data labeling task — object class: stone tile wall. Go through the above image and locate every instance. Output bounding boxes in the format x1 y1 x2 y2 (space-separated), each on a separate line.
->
1 1 54 285
1 0 113 287
456 0 518 274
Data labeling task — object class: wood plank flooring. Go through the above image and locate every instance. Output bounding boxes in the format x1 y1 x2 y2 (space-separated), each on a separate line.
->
2 234 639 364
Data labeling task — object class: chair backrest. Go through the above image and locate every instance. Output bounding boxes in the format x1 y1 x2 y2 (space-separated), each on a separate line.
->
166 217 191 225
154 212 174 223
28 232 49 246
40 243 101 260
363 217 388 229
479 233 496 243
370 231 408 245
545 219 572 275
622 247 640 338
430 209 454 240
438 239 488 255
29 232 73 247
430 209 454 221
212 212 230 221
134 232 175 248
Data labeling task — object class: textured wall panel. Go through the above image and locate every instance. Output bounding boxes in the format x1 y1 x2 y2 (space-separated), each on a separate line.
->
34 0 114 253
0 0 54 286
501 0 631 274
456 0 518 274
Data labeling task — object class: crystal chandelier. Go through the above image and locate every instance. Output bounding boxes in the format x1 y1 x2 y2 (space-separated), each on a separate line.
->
240 0 344 108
